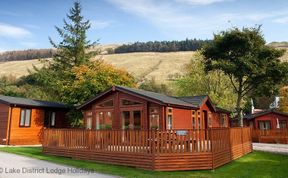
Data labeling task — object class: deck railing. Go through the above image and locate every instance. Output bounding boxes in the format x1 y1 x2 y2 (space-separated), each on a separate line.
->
252 128 288 144
43 127 252 171
43 129 213 154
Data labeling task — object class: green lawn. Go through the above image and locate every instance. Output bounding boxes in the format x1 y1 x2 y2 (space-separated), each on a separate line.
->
0 147 287 178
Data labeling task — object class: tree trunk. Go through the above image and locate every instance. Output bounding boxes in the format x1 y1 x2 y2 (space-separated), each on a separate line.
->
236 91 243 127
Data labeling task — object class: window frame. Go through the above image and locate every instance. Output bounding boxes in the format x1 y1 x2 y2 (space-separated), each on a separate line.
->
149 107 160 130
44 111 57 128
258 120 271 130
166 107 173 130
50 112 56 127
96 99 114 108
19 108 32 127
120 98 142 107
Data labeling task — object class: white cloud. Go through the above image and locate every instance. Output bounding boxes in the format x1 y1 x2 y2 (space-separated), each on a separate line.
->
106 0 233 37
91 20 113 30
0 23 31 39
107 0 288 39
273 16 288 24
176 0 232 5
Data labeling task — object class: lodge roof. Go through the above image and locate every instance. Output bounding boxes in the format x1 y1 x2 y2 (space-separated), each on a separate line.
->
243 109 288 120
215 107 231 114
78 85 196 109
78 85 231 113
0 95 69 109
176 95 208 107
116 86 194 108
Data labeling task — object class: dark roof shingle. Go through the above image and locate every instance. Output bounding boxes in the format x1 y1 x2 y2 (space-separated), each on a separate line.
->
244 109 288 120
115 86 194 108
176 95 208 107
0 95 68 109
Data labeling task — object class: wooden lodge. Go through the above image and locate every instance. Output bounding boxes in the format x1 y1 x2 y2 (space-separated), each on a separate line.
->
43 86 252 171
0 95 69 145
78 85 231 130
244 109 288 144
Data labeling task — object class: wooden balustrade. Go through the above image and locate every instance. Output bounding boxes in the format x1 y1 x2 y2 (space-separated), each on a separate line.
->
43 127 252 171
252 128 288 144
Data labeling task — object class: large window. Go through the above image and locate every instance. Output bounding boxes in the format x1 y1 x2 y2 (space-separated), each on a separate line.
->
279 120 287 129
258 121 271 130
44 111 56 127
20 109 31 127
208 112 212 127
192 110 196 129
96 111 113 130
149 107 159 129
197 111 201 129
122 111 130 129
167 107 173 130
220 114 225 127
85 111 92 129
121 99 141 106
97 99 113 108
133 111 141 129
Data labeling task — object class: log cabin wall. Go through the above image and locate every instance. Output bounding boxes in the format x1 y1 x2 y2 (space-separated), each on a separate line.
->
9 107 44 145
253 113 288 129
8 107 68 145
172 107 192 129
0 103 9 144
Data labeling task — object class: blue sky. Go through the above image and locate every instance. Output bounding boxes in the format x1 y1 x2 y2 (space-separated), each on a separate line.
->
1 0 288 51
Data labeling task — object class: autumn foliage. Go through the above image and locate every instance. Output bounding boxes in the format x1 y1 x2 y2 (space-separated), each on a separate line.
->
279 86 288 113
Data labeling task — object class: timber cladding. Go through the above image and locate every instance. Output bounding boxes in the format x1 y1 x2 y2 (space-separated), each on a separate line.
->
9 107 44 145
43 128 252 171
0 103 9 144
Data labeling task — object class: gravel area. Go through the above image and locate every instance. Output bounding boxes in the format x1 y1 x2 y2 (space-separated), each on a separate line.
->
0 152 118 178
253 143 288 155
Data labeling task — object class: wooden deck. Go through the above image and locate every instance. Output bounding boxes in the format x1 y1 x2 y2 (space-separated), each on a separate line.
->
252 129 288 144
43 127 252 171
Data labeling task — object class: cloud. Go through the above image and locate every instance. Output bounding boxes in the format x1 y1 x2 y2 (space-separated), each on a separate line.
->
107 0 288 39
91 20 113 30
175 0 232 5
106 0 232 37
0 23 31 39
273 16 288 24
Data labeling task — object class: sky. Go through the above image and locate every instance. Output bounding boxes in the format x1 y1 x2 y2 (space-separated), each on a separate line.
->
1 0 288 51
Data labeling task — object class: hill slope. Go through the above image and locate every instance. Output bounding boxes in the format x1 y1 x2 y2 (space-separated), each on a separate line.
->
0 51 194 83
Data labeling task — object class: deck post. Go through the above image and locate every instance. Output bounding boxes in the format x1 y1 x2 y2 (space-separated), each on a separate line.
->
210 128 214 169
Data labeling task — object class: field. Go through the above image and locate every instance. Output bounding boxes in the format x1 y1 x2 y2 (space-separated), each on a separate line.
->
0 51 194 83
0 147 287 178
0 42 287 84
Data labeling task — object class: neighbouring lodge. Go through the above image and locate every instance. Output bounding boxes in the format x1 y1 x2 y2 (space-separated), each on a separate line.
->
244 109 288 130
244 109 288 144
0 95 69 145
78 85 231 130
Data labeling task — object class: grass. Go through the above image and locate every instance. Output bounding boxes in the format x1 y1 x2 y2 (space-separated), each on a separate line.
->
0 51 194 83
0 147 287 178
1 50 287 83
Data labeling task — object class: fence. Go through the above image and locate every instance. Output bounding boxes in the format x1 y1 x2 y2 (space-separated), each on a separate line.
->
43 127 252 171
252 129 288 144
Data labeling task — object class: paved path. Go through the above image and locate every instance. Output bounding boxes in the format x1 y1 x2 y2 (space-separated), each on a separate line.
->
253 143 288 155
0 152 118 178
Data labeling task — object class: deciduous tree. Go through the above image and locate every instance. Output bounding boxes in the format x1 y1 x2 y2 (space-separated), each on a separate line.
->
176 53 237 111
202 26 288 125
279 86 288 113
